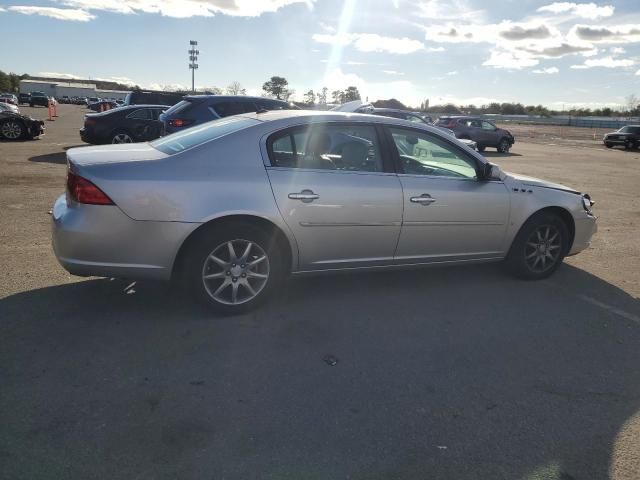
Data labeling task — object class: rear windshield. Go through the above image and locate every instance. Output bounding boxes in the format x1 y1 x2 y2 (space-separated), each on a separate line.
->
151 116 260 154
162 99 194 116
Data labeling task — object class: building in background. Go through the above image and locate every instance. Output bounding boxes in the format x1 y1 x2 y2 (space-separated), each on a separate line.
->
19 79 130 100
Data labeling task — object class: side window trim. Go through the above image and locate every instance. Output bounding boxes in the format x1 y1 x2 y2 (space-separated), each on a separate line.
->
382 125 482 179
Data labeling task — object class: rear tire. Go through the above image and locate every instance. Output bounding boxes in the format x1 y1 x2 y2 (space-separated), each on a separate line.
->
505 212 569 280
183 223 286 314
605 143 613 148
111 130 134 144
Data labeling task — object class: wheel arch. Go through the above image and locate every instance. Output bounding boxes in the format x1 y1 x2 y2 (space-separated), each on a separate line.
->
171 214 295 280
515 206 576 252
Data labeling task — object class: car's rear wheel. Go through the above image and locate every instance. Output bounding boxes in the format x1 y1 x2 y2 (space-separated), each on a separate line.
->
506 212 569 280
497 138 511 153
111 130 134 144
184 224 286 314
605 142 613 148
0 120 25 140
624 139 636 150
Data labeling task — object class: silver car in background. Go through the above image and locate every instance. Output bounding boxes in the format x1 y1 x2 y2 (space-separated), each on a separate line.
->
52 111 597 313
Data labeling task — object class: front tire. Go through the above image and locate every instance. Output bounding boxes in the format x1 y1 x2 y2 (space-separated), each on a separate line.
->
111 130 134 144
605 142 613 148
0 120 25 140
505 212 569 280
497 138 511 153
476 145 486 152
183 224 286 314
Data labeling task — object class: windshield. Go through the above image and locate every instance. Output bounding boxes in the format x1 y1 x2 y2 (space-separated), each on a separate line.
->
620 126 640 134
151 116 259 154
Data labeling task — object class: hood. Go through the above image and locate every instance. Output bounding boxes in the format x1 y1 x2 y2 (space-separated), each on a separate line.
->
506 172 580 194
67 143 167 168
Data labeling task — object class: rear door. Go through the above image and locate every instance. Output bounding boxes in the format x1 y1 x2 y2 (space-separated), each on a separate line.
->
265 122 403 270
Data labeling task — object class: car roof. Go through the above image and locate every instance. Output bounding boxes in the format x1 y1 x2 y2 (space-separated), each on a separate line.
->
372 108 421 114
184 95 290 103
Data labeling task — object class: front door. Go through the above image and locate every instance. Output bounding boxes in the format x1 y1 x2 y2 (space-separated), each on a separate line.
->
386 126 510 263
265 123 403 270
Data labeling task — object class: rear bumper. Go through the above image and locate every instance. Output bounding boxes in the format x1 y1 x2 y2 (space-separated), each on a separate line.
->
51 194 197 281
79 128 99 144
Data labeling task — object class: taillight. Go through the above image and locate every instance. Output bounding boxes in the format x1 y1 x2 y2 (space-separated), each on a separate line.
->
67 171 114 205
168 118 193 128
446 120 456 128
85 117 96 126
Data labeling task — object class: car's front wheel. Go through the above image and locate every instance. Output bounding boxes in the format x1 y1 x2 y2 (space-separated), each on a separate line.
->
506 212 569 280
497 138 511 153
605 142 613 148
0 120 25 140
624 139 636 150
476 145 486 152
184 224 286 314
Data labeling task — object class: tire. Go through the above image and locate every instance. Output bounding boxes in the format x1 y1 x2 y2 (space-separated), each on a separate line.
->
624 139 636 150
0 120 25 140
497 138 511 153
111 130 134 144
476 145 486 152
29 103 34 108
505 212 569 280
183 223 286 314
605 143 613 148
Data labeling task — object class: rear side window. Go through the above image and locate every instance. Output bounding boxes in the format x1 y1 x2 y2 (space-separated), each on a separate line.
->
151 116 259 154
212 101 258 117
268 124 383 172
126 108 152 120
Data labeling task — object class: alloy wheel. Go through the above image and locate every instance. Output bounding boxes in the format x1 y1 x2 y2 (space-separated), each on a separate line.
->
201 239 270 305
499 139 510 153
112 133 133 144
524 225 562 273
1 121 23 140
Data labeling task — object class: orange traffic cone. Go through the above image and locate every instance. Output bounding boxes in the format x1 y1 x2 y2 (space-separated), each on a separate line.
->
47 101 54 121
53 101 58 117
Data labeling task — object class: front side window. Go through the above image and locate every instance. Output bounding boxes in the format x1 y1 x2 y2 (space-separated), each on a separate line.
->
481 121 496 131
389 127 478 179
269 124 383 172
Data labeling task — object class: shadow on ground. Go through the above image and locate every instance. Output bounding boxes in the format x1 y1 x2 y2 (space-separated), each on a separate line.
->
482 151 523 158
28 152 67 164
1 264 639 479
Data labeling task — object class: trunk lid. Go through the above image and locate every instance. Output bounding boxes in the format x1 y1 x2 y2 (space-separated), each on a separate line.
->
66 143 167 170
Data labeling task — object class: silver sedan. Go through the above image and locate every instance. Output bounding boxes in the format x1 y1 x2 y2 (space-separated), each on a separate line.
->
52 111 597 313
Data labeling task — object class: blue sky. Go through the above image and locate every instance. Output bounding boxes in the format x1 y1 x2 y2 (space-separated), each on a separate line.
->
2 0 639 108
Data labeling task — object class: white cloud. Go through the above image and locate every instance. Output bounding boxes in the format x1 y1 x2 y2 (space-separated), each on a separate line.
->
312 33 424 55
313 32 424 54
532 67 560 74
482 50 539 69
0 7 6 12
382 70 405 75
9 6 95 21
346 61 366 65
610 47 626 54
416 0 485 22
51 0 313 18
426 46 445 52
446 71 458 75
36 71 85 80
637 69 640 76
570 56 635 69
537 2 614 20
570 24 640 44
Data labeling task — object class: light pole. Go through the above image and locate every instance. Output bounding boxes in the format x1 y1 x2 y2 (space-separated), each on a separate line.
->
189 40 199 93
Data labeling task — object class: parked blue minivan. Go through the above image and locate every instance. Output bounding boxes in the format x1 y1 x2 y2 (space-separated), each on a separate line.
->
159 95 298 134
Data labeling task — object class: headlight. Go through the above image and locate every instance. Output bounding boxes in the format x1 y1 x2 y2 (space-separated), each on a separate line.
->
582 194 594 213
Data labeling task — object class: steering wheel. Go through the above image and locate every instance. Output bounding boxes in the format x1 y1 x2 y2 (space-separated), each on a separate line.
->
399 155 435 175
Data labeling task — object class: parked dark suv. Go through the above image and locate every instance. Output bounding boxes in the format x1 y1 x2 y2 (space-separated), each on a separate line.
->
18 93 31 105
603 125 640 150
160 95 298 134
29 92 50 108
436 116 515 153
80 104 168 144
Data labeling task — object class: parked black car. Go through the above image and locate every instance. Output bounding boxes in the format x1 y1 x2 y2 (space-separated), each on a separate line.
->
0 111 45 140
29 91 50 107
80 104 168 144
435 116 515 153
369 108 433 124
18 93 31 105
124 91 185 107
603 125 640 150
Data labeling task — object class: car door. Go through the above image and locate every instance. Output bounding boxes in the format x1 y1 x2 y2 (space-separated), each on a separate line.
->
386 126 510 262
481 120 500 147
126 108 163 141
265 122 403 270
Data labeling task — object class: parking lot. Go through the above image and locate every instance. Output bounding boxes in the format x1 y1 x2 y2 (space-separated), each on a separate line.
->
1 105 640 479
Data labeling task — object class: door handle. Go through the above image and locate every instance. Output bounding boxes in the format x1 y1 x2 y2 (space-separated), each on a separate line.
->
288 189 319 203
410 194 436 205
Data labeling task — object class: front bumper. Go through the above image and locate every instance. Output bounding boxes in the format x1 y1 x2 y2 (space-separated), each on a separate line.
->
28 120 45 138
568 213 597 256
51 194 196 281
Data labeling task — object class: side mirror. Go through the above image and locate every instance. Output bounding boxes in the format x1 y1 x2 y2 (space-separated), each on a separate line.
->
482 162 503 180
